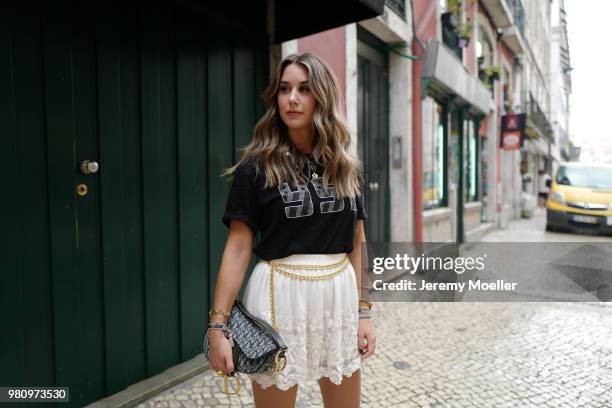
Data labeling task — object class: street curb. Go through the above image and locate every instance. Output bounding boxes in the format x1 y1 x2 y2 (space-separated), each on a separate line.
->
85 354 209 408
466 221 497 242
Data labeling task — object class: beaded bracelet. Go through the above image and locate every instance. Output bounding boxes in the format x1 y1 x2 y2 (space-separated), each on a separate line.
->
209 307 231 319
208 322 228 331
207 323 235 346
359 309 372 319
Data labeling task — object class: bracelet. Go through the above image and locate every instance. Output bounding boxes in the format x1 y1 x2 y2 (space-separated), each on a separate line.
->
208 322 228 331
359 310 372 319
359 299 373 310
209 307 231 319
207 324 234 346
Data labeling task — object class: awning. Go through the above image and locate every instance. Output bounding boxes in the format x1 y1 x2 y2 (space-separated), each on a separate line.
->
273 0 384 44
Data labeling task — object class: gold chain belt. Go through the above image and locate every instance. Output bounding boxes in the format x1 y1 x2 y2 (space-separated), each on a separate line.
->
264 255 351 331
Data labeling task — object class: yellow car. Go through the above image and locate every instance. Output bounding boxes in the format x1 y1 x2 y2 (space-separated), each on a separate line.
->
546 162 612 235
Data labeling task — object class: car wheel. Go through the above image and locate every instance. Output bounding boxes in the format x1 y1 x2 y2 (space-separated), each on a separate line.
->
546 224 555 232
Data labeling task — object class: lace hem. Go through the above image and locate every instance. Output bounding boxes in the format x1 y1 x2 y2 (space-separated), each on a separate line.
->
249 356 362 391
247 311 361 391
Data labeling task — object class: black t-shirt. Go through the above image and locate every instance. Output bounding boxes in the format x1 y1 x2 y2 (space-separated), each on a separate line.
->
222 156 367 261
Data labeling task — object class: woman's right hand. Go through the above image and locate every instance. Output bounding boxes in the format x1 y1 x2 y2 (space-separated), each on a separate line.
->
208 330 235 374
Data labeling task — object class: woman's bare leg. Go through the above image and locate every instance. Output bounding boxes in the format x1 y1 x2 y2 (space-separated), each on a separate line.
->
252 380 298 408
318 369 361 408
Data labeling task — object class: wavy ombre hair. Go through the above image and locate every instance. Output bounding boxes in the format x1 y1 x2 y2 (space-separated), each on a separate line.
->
221 52 363 199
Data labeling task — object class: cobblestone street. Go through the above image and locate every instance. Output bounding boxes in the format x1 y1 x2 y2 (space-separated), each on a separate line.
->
139 301 612 407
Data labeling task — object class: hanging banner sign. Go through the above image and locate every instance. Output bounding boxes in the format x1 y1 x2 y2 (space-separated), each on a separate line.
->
500 113 526 150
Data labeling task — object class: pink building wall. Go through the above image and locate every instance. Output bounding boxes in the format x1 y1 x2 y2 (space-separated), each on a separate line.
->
464 2 477 74
413 0 438 39
498 42 515 110
298 27 346 112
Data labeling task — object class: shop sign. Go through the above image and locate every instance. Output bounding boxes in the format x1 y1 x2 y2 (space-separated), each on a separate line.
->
500 113 526 150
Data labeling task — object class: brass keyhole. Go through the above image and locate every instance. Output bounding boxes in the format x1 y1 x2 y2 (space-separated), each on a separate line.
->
76 184 88 196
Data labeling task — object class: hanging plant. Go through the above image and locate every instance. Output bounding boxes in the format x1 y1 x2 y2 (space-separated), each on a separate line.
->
447 0 479 17
447 0 463 16
443 0 478 38
442 0 463 28
483 65 501 81
457 18 472 42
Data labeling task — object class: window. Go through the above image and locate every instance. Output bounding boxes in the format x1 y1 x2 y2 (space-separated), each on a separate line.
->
464 117 479 202
476 26 494 94
423 98 447 210
556 165 612 189
502 66 511 113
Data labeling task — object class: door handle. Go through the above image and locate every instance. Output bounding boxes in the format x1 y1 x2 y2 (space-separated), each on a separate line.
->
80 160 99 174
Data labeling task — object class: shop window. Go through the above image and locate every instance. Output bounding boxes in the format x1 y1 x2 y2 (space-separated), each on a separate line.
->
464 117 479 202
423 98 447 210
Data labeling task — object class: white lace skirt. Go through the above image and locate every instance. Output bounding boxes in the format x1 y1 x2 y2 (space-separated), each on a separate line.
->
242 253 361 391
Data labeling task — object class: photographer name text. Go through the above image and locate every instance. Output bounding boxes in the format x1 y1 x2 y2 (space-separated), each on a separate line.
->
372 279 518 292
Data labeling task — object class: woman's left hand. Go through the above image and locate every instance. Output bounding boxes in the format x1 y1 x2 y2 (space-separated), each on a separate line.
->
357 318 376 360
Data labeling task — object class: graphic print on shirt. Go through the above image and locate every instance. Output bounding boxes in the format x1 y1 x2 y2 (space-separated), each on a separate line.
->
278 181 314 218
278 179 357 218
310 177 345 213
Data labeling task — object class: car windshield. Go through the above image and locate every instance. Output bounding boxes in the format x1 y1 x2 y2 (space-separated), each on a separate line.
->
556 165 612 189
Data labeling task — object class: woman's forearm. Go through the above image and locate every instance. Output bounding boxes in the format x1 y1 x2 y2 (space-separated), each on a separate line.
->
210 234 253 321
349 220 370 301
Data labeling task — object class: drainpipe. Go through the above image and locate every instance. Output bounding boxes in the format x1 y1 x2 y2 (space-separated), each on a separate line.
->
412 38 423 243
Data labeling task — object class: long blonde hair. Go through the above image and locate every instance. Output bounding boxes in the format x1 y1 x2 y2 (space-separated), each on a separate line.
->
221 52 363 199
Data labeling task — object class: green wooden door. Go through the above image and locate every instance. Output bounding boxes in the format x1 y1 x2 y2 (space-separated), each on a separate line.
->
357 30 390 243
1 4 267 407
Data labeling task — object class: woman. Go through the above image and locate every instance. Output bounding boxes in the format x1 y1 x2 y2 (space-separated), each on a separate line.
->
207 52 376 408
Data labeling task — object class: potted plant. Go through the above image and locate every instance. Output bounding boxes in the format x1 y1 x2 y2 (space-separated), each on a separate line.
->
457 18 472 47
484 65 501 81
447 0 463 15
442 0 462 28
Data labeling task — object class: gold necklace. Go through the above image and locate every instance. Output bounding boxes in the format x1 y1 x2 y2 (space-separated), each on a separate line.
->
288 149 320 180
306 155 319 180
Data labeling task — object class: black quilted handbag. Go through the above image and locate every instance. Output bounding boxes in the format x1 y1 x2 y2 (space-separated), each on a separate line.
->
203 298 288 377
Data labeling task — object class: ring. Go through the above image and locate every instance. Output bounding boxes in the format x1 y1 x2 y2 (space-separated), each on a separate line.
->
216 370 226 376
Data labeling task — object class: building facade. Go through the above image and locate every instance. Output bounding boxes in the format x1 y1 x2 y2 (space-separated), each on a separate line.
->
515 0 556 213
415 0 502 241
414 0 567 238
550 0 572 168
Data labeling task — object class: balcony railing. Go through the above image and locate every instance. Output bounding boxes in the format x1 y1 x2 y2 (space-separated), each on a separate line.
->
385 0 405 20
441 15 462 61
507 0 525 38
522 92 554 142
